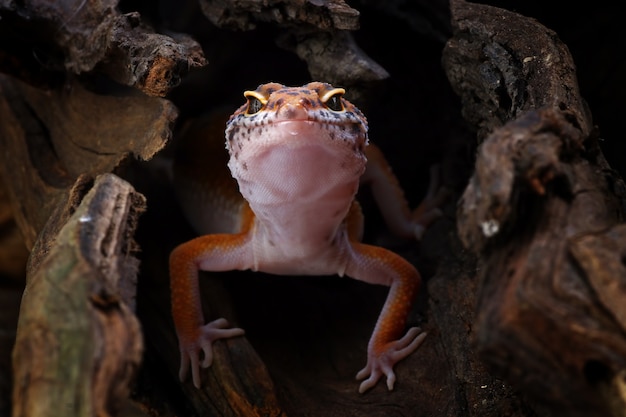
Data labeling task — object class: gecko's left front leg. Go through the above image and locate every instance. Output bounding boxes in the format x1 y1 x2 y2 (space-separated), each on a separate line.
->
362 144 449 241
346 242 426 393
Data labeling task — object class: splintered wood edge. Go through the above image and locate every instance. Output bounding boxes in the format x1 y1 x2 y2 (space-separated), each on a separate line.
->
444 0 590 142
444 1 626 415
0 75 177 251
0 4 207 97
12 174 145 417
198 0 360 31
106 13 208 97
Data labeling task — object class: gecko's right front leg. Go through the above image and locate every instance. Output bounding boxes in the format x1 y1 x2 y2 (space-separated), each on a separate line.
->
169 230 253 388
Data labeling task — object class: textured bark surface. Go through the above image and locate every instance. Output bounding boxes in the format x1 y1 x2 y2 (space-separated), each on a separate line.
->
12 174 145 417
443 1 626 416
0 0 206 96
0 1 180 413
198 0 361 31
0 0 624 416
0 75 176 250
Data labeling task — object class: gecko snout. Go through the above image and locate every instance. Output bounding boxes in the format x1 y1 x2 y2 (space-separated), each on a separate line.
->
276 97 311 120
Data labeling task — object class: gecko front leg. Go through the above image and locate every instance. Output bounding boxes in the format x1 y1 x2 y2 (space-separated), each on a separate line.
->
169 209 254 388
345 242 426 393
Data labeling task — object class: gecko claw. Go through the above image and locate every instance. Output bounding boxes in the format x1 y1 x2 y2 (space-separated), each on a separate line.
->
177 318 245 388
356 327 427 393
411 164 450 239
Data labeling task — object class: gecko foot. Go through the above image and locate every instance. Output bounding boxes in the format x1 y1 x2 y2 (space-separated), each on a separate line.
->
178 318 245 388
356 327 427 393
412 165 451 240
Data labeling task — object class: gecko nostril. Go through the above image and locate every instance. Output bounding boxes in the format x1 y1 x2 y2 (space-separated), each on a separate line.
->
282 106 297 119
277 102 306 120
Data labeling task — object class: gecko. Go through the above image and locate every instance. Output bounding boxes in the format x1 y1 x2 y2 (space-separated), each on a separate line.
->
169 82 444 393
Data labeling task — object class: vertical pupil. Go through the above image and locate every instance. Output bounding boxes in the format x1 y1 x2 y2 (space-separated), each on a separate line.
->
247 97 263 114
327 95 343 111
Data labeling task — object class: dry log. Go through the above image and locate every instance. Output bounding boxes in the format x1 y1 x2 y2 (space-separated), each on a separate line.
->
276 30 390 89
104 13 207 97
443 1 626 415
0 35 177 414
198 0 389 99
12 174 145 417
1 0 624 416
198 0 360 31
0 1 206 96
0 75 176 249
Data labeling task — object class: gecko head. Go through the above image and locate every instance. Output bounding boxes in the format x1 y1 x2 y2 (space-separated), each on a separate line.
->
225 82 368 153
224 82 369 203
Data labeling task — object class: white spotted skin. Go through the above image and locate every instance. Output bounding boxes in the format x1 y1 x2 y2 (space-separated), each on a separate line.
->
224 82 369 275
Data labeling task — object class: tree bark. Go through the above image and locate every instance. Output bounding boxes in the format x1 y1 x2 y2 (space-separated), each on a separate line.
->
12 174 145 417
443 1 626 416
0 0 624 416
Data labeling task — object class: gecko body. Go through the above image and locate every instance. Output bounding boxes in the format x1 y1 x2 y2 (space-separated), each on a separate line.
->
170 82 442 393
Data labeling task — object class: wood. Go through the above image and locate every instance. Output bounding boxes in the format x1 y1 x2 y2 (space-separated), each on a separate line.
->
444 1 626 416
12 174 145 417
0 0 625 416
0 0 206 96
0 2 180 412
197 0 360 31
0 75 176 249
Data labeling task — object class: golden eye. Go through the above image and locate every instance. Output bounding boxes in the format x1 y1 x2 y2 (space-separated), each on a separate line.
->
243 91 268 115
246 97 263 114
321 88 346 112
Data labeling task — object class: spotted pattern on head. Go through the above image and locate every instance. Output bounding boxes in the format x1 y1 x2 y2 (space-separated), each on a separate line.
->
224 82 369 157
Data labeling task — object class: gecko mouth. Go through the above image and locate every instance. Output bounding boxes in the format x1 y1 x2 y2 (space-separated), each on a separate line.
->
265 119 367 143
269 118 364 129
226 117 368 157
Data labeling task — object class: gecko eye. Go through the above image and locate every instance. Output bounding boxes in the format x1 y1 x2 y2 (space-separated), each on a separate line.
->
321 88 346 112
243 91 268 115
326 95 343 112
246 97 263 114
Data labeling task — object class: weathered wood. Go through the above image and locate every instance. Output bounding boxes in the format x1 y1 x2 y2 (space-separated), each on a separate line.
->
12 173 145 417
104 12 207 97
0 26 178 413
198 0 360 31
276 30 390 91
442 0 590 142
0 1 206 96
1 0 624 416
197 0 388 98
0 75 176 249
443 1 626 415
